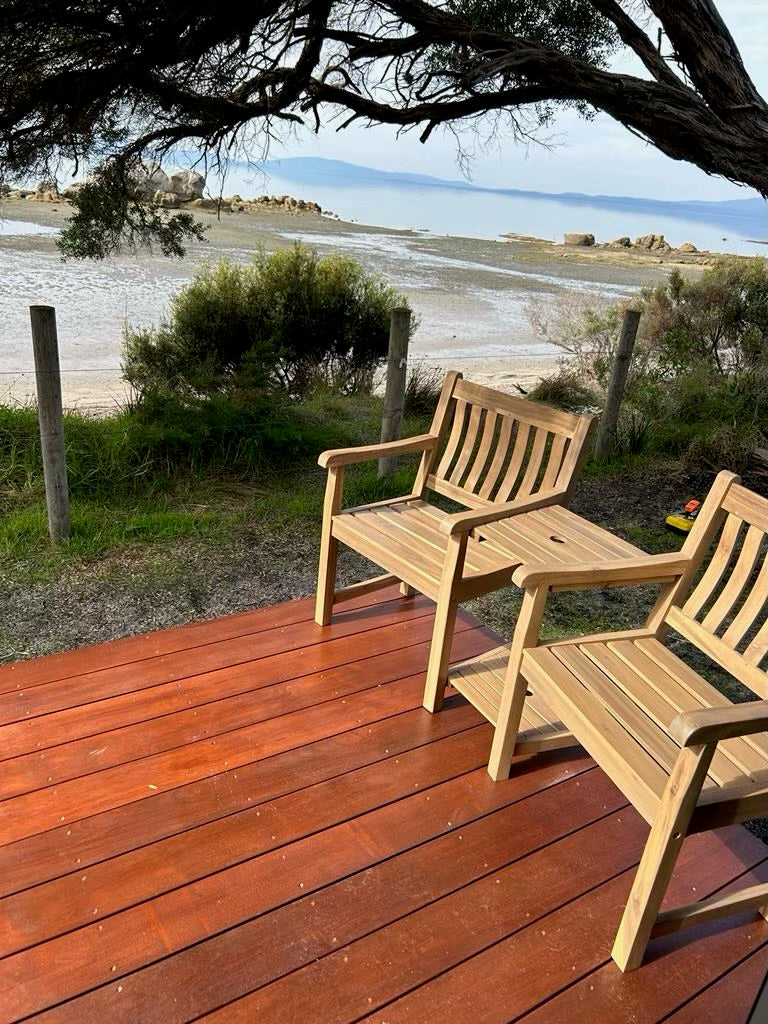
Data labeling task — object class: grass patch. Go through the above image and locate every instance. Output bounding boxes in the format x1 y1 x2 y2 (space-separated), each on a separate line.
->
0 390 436 581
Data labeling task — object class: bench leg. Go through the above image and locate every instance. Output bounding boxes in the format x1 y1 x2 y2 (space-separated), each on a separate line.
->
422 534 466 713
400 581 416 598
488 586 549 781
315 466 344 627
612 744 714 971
315 533 338 627
422 593 460 713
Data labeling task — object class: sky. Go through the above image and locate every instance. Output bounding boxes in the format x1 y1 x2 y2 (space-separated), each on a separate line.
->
262 1 768 203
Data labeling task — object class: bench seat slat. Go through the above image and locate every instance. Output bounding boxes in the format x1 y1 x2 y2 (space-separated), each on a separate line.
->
520 639 768 820
611 639 768 777
585 642 757 787
520 646 668 824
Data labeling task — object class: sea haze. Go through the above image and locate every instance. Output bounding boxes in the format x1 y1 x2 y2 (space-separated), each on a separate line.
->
221 157 767 257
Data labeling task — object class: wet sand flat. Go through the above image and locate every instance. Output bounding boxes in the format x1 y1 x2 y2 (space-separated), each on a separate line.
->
0 197 703 409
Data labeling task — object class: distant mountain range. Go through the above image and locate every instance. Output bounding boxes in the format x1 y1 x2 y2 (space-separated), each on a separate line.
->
259 157 766 234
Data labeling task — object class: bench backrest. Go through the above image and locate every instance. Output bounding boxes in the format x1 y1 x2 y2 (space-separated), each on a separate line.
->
417 372 594 509
665 471 768 699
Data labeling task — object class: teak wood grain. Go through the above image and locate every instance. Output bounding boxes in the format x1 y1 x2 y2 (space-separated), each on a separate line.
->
459 470 768 973
1 589 765 1022
314 371 599 710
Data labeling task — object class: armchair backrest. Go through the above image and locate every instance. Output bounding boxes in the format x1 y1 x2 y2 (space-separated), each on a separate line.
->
664 470 768 699
416 372 594 509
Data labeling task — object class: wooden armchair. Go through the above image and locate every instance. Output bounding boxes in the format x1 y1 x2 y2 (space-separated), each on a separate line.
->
315 371 595 707
455 469 768 970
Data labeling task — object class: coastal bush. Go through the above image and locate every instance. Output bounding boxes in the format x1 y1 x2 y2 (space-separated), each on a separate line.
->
525 289 650 388
123 244 415 401
527 368 598 411
528 257 768 465
637 258 768 375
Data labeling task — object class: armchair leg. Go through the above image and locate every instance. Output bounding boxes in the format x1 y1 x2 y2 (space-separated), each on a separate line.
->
488 586 549 781
612 744 714 971
315 533 338 626
400 582 416 598
422 593 460 713
487 668 528 781
422 533 467 714
315 467 344 627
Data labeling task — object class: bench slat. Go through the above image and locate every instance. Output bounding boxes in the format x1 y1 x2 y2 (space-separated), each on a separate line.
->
521 646 668 824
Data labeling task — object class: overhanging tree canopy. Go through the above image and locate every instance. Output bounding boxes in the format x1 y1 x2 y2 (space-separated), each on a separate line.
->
1 0 765 256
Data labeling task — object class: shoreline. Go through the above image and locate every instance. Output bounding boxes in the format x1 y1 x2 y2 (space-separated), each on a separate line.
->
0 195 724 411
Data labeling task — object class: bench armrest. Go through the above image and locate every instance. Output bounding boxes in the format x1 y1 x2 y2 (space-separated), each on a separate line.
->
512 553 692 590
318 434 437 469
670 700 768 747
438 490 567 536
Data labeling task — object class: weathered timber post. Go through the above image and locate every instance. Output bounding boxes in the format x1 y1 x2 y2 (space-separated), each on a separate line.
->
378 307 411 477
30 305 71 541
594 308 642 461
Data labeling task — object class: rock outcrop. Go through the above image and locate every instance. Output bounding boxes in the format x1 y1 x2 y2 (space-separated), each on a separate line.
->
35 179 62 202
167 168 205 201
2 162 322 220
634 233 672 253
131 162 170 198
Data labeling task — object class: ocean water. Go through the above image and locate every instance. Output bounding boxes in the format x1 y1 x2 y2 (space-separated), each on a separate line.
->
0 165 763 404
225 162 767 257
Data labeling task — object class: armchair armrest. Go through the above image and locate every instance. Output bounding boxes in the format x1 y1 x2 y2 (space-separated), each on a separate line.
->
438 489 567 536
512 553 693 590
670 700 768 747
319 433 437 469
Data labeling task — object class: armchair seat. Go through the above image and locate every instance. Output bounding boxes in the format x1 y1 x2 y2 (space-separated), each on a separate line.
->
332 499 519 600
333 499 643 602
522 637 768 826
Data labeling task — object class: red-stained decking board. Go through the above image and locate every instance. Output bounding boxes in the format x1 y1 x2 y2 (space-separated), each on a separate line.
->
1 587 766 1023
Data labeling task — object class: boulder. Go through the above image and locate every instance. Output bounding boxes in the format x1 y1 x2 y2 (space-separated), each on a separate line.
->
35 178 61 202
187 197 232 212
131 162 170 198
634 233 672 252
563 232 595 246
678 241 698 253
607 236 631 248
167 168 205 201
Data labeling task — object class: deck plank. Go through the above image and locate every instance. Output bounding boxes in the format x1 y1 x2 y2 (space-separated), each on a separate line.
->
0 591 765 1024
663 945 768 1022
0 614 479 792
0 585 406 691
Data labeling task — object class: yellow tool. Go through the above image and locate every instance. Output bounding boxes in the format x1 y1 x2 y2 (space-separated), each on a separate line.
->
665 499 701 533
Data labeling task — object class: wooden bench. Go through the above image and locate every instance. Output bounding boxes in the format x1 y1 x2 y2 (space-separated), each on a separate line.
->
450 469 768 970
315 371 596 706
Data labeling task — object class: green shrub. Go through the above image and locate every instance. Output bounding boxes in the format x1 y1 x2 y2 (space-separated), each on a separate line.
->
638 257 768 375
0 395 343 502
123 245 416 401
528 257 768 463
683 422 766 475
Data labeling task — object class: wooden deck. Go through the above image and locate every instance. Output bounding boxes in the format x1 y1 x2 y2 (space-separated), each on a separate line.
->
1 586 766 1023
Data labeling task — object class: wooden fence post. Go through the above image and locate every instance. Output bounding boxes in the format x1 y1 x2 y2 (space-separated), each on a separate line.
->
30 305 71 541
378 307 411 477
594 308 641 461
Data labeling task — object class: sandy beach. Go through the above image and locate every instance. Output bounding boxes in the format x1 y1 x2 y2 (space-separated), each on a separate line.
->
0 196 707 410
